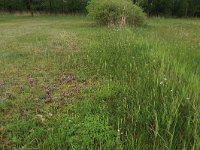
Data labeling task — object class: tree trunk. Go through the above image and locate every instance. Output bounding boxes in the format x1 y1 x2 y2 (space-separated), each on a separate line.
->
62 1 64 14
3 0 5 11
49 0 52 15
62 0 68 14
29 0 34 17
185 7 188 17
147 0 150 16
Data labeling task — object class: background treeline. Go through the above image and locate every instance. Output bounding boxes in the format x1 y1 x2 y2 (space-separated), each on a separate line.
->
0 0 199 17
0 0 89 14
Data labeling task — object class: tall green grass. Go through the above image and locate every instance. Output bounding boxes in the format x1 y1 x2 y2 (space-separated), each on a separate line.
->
0 16 200 149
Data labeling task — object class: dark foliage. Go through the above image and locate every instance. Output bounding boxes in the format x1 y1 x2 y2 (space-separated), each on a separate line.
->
0 0 199 17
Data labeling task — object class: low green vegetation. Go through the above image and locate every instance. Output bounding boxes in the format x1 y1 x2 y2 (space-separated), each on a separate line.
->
0 16 200 149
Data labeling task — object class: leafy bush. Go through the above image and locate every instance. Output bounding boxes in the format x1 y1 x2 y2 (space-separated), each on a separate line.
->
87 0 146 26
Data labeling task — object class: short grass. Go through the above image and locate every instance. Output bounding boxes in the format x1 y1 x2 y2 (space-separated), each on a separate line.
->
0 16 200 149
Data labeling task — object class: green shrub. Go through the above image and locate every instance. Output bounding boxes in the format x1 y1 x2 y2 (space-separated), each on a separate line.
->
87 0 146 26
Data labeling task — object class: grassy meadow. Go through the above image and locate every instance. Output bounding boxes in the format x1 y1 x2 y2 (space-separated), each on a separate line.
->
0 16 200 149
